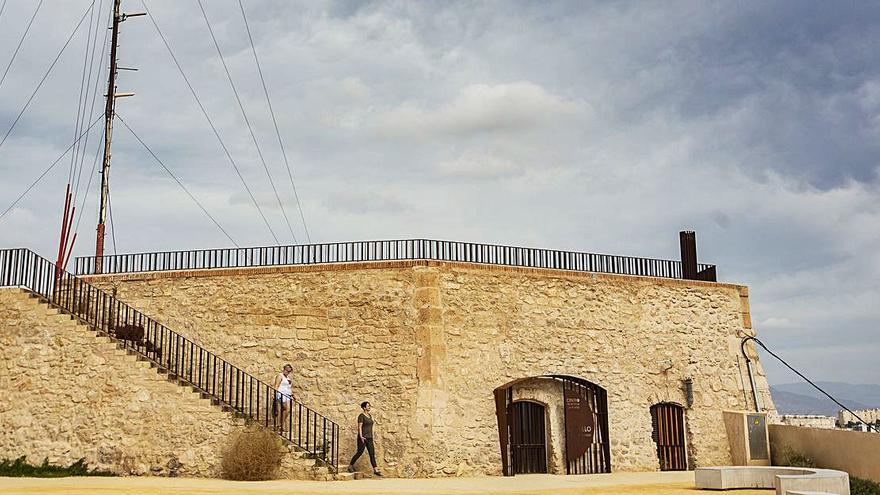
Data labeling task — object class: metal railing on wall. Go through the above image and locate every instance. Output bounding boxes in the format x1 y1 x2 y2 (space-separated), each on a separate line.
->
0 248 340 470
74 239 716 281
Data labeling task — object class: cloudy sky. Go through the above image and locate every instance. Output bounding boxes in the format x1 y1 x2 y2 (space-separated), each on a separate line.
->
0 1 878 386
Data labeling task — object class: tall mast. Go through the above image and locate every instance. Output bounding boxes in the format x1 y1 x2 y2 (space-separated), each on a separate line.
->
95 0 121 273
95 1 142 273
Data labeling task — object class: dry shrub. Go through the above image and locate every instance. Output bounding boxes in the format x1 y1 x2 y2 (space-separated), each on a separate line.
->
220 424 284 481
772 443 815 468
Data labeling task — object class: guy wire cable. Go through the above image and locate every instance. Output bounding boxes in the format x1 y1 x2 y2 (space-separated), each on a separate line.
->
0 2 95 151
196 0 298 244
237 0 312 243
117 113 240 248
0 114 103 222
0 0 44 90
141 0 280 245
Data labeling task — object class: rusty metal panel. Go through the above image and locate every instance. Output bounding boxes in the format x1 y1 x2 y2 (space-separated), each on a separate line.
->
680 231 698 279
494 387 512 476
561 377 610 475
696 265 717 282
564 384 595 461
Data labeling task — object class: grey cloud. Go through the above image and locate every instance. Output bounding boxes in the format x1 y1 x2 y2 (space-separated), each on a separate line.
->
0 0 878 385
322 189 412 215
371 82 582 139
435 150 525 180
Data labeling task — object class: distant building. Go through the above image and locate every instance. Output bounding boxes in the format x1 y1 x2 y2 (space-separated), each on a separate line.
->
778 415 836 429
838 408 880 432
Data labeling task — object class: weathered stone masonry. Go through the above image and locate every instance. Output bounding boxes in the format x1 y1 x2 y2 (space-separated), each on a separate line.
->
0 289 239 476
76 260 774 477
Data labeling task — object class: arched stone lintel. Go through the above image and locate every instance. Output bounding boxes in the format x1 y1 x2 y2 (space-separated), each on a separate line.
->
494 374 607 393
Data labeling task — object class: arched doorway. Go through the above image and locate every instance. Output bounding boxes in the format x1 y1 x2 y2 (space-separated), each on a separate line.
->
494 375 610 476
511 401 547 474
650 402 688 471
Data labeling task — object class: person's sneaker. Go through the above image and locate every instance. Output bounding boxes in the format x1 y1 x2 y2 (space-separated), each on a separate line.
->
373 470 383 477
347 465 355 473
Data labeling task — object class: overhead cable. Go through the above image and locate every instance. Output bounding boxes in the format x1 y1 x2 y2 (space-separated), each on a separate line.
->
141 0 279 245
0 114 103 223
0 2 94 151
72 127 105 245
237 0 312 243
742 336 876 432
68 0 100 185
117 114 240 248
0 0 44 90
107 188 117 254
72 1 112 208
197 0 298 244
71 4 112 241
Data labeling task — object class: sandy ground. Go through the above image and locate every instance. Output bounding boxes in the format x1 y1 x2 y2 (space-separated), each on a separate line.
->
0 471 772 495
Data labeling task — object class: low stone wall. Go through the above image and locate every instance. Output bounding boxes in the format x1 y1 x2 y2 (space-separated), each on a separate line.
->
769 424 880 482
0 289 239 476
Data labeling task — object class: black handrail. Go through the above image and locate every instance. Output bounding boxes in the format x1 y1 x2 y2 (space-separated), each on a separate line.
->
0 248 340 470
74 238 716 281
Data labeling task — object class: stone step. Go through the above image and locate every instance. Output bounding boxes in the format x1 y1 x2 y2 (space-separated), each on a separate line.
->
281 446 311 461
334 471 366 481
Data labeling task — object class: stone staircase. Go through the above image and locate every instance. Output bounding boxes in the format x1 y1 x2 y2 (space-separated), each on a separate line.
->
7 288 356 481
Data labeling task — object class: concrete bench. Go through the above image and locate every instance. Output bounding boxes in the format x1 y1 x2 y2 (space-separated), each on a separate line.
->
695 466 849 495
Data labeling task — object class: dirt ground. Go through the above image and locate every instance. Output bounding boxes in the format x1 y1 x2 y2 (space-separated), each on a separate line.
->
0 471 772 495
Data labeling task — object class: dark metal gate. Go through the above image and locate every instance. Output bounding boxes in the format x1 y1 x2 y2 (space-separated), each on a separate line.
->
562 377 611 474
495 375 610 476
650 403 687 471
511 401 547 474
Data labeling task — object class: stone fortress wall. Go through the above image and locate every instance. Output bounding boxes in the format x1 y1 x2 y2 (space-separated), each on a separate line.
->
77 259 775 477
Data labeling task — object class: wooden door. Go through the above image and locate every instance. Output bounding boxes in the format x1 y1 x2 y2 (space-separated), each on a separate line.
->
650 403 687 471
511 401 547 474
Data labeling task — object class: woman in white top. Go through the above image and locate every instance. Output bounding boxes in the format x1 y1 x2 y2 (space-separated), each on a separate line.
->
273 364 294 434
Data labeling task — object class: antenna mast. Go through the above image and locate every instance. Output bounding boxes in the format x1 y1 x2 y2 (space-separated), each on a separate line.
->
95 0 141 273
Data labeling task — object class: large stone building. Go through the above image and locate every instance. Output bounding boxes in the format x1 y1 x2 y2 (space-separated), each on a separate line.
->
0 236 775 477
838 409 880 430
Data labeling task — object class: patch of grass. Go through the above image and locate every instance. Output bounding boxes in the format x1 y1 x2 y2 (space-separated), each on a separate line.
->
851 476 880 495
0 456 113 477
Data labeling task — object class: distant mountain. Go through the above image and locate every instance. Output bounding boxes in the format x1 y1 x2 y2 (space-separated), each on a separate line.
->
770 382 880 416
771 390 870 416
